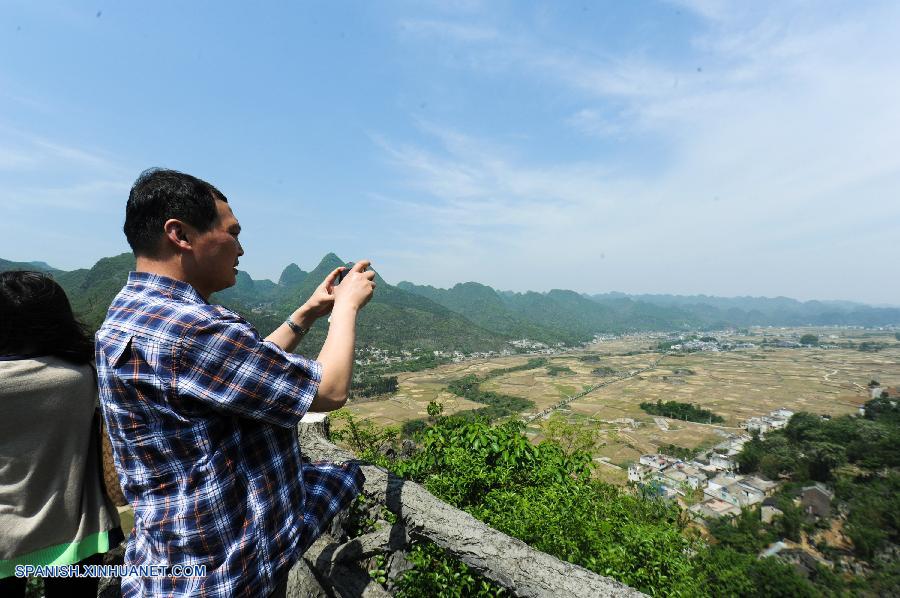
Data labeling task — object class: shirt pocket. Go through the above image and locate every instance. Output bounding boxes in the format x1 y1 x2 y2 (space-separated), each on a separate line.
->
98 332 134 369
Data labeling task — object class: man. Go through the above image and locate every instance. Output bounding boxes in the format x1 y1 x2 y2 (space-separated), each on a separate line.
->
95 168 374 597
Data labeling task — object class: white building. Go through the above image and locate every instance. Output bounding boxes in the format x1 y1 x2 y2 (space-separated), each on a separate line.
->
710 453 735 471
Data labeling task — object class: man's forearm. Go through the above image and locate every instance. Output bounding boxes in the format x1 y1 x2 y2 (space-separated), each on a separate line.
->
310 304 358 411
266 305 316 352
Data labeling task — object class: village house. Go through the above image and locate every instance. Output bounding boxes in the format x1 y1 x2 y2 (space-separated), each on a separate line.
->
801 483 834 518
690 460 720 478
704 475 766 508
761 504 784 524
741 475 777 496
658 469 689 492
742 408 794 436
709 453 735 471
689 498 741 520
706 473 737 494
674 463 707 490
743 417 770 434
627 463 648 483
639 454 675 471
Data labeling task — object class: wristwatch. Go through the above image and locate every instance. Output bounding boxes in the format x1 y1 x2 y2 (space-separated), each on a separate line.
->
284 318 310 339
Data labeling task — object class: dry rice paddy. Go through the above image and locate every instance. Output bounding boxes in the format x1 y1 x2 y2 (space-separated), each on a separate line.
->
346 329 900 483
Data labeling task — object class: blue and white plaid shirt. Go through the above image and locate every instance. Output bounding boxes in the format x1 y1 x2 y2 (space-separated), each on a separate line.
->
96 272 363 597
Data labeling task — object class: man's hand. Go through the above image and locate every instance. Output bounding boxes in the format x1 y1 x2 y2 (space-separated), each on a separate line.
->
332 260 376 314
310 260 376 411
301 267 345 320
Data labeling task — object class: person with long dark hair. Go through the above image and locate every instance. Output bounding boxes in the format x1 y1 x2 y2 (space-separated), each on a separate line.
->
0 271 123 597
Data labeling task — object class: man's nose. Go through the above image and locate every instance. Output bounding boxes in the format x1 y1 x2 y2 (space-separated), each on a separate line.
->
237 240 245 256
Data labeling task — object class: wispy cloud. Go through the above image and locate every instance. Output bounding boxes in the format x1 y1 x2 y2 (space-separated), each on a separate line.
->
375 1 900 302
0 127 132 212
565 109 623 138
398 18 498 43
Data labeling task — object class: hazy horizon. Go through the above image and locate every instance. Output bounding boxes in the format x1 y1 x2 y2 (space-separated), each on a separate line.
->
2 1 898 304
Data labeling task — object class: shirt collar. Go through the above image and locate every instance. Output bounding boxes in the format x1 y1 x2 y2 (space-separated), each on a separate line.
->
126 271 209 305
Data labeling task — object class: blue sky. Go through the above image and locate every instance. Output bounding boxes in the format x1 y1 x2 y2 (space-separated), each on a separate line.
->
1 1 898 304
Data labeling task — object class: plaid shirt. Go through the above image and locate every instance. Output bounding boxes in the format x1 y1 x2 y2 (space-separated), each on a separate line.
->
96 272 363 597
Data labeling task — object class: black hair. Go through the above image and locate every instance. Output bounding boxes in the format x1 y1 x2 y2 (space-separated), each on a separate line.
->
0 271 94 364
124 168 228 257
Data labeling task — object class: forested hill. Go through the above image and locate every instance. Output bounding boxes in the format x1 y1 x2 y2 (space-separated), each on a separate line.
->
400 281 900 342
3 254 898 354
0 253 507 353
590 292 900 328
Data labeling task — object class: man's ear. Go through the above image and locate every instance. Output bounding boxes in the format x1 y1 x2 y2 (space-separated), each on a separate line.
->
163 219 192 251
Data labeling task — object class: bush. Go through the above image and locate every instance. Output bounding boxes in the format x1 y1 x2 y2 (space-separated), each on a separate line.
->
446 374 534 420
545 364 574 376
333 410 854 596
392 416 699 596
657 443 696 461
396 542 506 597
639 400 724 424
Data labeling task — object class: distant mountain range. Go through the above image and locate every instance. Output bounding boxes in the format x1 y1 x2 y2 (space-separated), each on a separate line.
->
3 254 898 354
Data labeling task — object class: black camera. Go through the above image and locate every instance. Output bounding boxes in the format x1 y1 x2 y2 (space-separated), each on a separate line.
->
335 263 356 285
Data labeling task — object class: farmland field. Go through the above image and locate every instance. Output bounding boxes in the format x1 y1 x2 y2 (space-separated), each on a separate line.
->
344 327 900 484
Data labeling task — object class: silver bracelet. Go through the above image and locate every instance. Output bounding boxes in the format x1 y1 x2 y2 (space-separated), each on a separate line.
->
284 318 309 339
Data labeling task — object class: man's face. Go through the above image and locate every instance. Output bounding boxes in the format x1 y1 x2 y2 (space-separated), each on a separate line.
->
189 199 244 297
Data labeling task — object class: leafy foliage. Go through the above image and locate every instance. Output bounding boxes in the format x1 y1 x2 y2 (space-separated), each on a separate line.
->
694 547 819 598
545 364 574 376
392 415 701 595
336 408 820 596
350 372 398 399
657 443 697 461
539 412 599 455
835 472 900 559
740 412 899 479
446 374 534 420
328 409 398 467
706 507 775 554
738 411 900 561
395 542 507 597
442 359 547 421
863 395 900 423
639 400 725 424
799 334 819 345
591 366 617 376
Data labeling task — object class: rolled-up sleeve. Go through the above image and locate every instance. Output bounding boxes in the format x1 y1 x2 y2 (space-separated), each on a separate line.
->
175 313 321 427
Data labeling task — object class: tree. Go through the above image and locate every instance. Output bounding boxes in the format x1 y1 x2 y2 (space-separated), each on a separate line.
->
540 412 599 455
799 334 819 346
707 507 774 554
737 431 765 473
747 558 818 597
804 442 846 482
757 435 800 480
785 413 825 443
775 498 803 542
863 396 900 422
